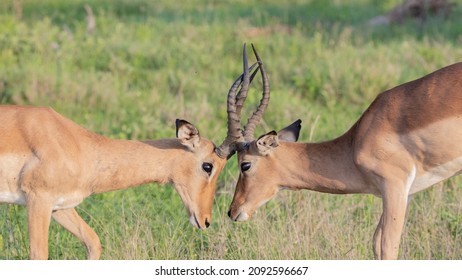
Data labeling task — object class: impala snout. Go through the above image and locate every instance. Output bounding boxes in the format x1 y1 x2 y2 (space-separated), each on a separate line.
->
228 188 265 222
228 207 251 222
227 179 261 222
189 213 211 229
173 178 215 230
179 182 215 230
174 184 214 230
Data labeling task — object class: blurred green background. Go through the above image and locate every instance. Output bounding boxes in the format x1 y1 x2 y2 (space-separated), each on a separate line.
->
1 0 462 259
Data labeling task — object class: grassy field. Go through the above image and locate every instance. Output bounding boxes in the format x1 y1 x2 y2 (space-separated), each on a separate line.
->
1 0 462 259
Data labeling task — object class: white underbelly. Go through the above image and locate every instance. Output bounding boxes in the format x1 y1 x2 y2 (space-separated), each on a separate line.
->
0 190 85 210
52 194 85 210
0 154 27 205
0 191 26 205
409 157 462 195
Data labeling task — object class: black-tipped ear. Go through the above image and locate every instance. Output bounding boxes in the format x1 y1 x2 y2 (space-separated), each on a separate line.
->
256 130 279 155
176 119 200 150
278 119 302 142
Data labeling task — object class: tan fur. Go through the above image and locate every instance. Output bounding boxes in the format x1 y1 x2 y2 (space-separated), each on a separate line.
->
229 62 462 259
0 105 227 259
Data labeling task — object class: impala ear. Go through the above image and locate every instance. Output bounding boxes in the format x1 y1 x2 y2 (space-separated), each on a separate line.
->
256 131 279 155
176 119 200 150
278 119 302 142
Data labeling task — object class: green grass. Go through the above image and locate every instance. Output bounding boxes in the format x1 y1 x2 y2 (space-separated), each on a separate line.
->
1 0 462 259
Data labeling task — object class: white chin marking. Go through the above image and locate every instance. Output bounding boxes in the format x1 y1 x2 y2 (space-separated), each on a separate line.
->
189 215 200 229
236 212 250 222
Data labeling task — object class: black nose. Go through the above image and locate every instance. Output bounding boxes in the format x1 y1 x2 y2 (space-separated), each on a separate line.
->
227 210 231 218
205 218 210 228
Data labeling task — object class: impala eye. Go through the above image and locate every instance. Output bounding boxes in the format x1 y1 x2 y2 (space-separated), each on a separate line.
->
241 162 251 172
202 162 213 175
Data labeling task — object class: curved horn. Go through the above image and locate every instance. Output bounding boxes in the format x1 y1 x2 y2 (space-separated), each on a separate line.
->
236 60 260 118
243 43 270 142
216 44 260 159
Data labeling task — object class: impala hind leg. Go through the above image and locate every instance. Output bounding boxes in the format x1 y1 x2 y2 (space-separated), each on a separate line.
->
27 197 53 260
379 184 409 260
52 208 101 260
373 214 383 259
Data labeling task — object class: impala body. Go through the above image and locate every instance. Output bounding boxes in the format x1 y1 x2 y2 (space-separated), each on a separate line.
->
228 62 462 259
0 106 227 259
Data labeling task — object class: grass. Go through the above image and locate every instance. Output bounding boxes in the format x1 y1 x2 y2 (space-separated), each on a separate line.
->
1 0 462 259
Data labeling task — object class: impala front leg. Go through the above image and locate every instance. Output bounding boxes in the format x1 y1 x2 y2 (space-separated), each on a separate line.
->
379 184 409 260
27 196 53 260
52 208 102 259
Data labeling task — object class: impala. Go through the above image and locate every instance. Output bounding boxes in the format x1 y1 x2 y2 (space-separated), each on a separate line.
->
0 44 269 260
227 61 462 259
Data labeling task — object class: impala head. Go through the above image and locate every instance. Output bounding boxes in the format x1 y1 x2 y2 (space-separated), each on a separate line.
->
170 43 269 229
227 120 302 221
168 118 227 229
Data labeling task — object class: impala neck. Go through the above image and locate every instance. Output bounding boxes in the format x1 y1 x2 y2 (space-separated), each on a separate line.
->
91 138 182 194
277 131 367 194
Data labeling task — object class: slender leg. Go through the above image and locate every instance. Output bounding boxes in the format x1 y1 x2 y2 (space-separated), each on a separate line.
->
373 213 383 259
380 184 409 260
27 197 53 260
52 208 101 260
